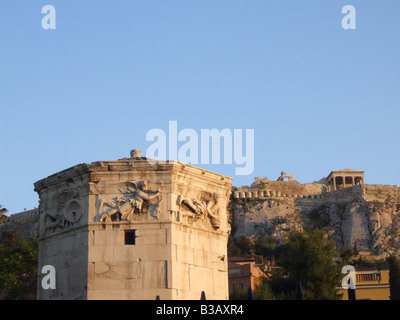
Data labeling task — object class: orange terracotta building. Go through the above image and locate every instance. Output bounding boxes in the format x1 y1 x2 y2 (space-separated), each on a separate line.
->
228 257 267 294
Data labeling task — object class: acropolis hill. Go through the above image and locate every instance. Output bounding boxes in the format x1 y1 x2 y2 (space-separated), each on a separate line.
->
231 170 400 259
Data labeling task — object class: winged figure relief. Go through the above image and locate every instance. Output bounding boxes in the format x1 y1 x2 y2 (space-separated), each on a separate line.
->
93 181 161 222
177 192 221 229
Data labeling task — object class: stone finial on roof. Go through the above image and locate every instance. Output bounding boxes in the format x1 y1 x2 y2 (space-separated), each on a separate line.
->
130 149 141 159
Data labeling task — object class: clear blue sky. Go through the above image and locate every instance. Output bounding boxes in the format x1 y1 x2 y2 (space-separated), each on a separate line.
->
1 0 399 214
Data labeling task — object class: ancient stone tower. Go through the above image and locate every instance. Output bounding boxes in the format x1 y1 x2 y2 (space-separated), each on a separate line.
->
34 150 232 300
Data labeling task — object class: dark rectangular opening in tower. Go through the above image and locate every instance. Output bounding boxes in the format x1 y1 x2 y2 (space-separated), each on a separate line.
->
125 230 136 245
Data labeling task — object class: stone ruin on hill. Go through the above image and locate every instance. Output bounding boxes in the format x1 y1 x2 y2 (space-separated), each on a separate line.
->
230 170 400 259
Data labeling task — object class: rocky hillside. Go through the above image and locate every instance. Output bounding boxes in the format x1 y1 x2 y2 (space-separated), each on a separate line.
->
230 184 400 259
0 209 39 240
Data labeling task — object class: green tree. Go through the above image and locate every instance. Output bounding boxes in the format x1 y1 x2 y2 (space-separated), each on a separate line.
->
0 205 8 224
0 204 7 215
278 228 342 300
227 208 242 257
0 229 21 248
227 237 241 257
269 267 297 300
229 281 273 300
254 235 276 258
236 236 254 256
254 277 274 300
339 246 355 264
0 230 38 300
387 255 400 300
229 284 247 300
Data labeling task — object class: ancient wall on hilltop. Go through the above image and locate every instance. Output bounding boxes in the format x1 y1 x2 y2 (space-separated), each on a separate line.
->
233 180 325 199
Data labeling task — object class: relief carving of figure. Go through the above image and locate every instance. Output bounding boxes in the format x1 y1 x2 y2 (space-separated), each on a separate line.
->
178 192 221 229
41 187 81 236
94 181 161 222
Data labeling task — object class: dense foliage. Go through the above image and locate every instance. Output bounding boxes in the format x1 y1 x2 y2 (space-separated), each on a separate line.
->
276 228 343 300
388 254 400 300
0 230 38 300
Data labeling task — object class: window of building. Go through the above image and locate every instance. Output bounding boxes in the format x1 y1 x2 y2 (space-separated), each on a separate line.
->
125 230 136 245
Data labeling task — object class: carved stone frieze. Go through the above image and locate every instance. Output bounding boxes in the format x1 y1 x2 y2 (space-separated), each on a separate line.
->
40 187 82 236
93 181 161 222
177 192 221 229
